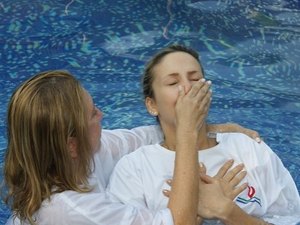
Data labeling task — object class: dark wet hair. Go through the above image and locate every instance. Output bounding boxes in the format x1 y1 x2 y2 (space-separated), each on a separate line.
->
142 45 204 99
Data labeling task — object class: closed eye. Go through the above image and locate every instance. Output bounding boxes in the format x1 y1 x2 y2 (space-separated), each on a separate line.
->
168 82 178 85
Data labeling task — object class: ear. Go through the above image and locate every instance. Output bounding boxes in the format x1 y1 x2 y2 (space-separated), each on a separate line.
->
67 137 78 159
145 97 158 116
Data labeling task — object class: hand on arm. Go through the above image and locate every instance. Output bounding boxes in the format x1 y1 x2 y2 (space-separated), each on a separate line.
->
207 123 261 143
197 172 271 225
195 160 247 224
212 159 248 200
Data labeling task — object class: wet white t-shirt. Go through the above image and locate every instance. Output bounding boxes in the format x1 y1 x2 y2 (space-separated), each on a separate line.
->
108 133 300 225
7 126 174 225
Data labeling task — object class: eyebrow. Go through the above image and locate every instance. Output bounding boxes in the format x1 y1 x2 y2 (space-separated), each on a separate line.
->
165 70 200 77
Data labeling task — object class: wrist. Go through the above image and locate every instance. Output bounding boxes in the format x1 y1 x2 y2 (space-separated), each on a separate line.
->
217 199 236 221
176 127 198 146
219 202 267 225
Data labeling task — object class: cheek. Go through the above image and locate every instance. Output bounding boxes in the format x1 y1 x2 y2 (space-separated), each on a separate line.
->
156 88 178 105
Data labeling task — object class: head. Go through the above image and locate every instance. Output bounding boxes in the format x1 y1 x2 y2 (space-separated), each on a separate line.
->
4 70 102 223
142 45 205 129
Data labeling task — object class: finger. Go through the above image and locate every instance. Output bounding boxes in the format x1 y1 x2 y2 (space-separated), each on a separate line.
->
223 163 244 182
255 137 262 143
197 88 211 113
177 85 185 100
230 170 247 187
163 189 170 197
199 162 207 175
230 182 248 200
247 129 261 143
239 127 262 143
246 129 261 143
196 215 202 224
195 93 211 130
187 78 206 98
199 173 214 184
214 159 234 178
195 80 211 99
166 179 172 187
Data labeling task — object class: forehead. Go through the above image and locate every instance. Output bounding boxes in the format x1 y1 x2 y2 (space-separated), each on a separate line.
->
83 89 93 112
154 51 201 74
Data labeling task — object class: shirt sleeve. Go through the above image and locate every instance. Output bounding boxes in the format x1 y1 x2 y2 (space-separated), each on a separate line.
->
56 191 173 225
99 125 162 163
94 125 163 186
245 139 300 224
258 141 300 216
107 154 147 208
6 192 173 225
263 215 300 225
107 153 174 225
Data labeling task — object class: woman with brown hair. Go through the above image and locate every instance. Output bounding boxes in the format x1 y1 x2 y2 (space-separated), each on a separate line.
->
108 45 300 225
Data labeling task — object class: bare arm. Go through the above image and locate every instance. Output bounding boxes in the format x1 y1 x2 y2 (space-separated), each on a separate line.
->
168 80 211 225
221 203 273 225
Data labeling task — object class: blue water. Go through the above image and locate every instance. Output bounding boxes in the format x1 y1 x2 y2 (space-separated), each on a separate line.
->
0 0 299 224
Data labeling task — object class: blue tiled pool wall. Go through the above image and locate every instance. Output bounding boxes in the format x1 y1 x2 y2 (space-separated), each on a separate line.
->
0 0 300 223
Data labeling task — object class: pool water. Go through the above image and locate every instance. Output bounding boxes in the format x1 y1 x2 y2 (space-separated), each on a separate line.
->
0 0 299 223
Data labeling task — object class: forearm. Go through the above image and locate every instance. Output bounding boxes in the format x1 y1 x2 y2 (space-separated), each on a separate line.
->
207 123 261 142
207 123 236 133
167 130 199 225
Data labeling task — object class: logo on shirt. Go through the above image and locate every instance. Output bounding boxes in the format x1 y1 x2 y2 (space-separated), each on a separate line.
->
236 185 261 207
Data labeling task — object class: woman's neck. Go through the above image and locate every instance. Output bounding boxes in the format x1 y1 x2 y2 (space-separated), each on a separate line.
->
161 123 217 151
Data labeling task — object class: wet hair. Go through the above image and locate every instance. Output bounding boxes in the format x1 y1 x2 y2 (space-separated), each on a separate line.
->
142 45 204 99
3 70 93 224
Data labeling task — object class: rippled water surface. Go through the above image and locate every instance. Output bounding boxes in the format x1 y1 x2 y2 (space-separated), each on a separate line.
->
0 0 300 223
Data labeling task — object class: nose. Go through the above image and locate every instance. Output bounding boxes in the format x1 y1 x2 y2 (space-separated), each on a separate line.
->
182 80 193 94
97 107 103 120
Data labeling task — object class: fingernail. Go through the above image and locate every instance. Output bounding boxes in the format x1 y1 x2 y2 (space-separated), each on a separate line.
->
206 80 212 85
255 137 261 143
228 159 234 163
178 85 182 91
200 78 206 82
166 179 172 184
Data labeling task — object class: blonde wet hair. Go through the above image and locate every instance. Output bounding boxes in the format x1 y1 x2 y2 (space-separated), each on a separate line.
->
3 70 94 224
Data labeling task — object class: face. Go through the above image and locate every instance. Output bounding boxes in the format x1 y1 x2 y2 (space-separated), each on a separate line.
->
84 90 103 153
146 51 204 129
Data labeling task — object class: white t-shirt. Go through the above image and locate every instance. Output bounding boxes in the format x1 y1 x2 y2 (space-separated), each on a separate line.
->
6 126 174 225
108 133 300 225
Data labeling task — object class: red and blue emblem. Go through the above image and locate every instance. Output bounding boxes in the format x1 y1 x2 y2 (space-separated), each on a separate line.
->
236 185 261 207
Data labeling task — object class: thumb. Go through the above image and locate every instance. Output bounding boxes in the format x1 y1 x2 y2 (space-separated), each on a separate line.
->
199 173 214 184
199 162 207 175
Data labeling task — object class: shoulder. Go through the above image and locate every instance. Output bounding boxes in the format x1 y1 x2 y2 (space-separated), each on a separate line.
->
217 132 254 143
113 144 158 172
217 133 274 160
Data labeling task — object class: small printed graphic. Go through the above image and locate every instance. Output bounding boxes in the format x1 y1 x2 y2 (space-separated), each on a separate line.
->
236 185 261 207
247 186 255 198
